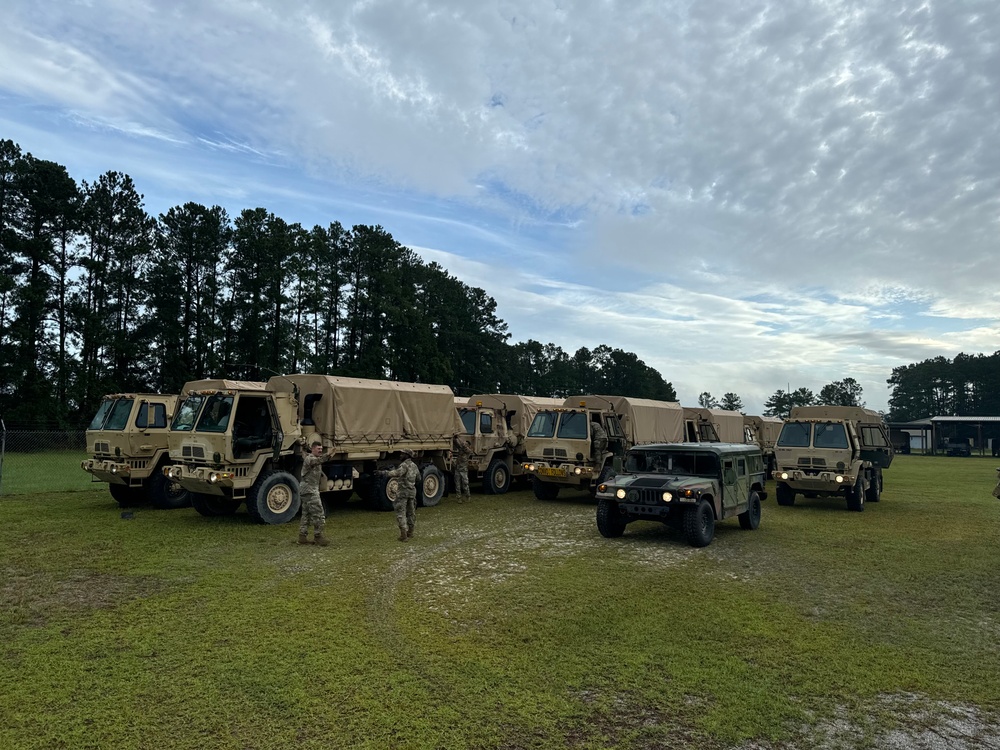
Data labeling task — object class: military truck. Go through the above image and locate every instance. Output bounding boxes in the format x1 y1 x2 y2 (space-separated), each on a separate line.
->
523 395 685 500
772 405 893 512
682 407 745 443
165 374 462 523
744 414 784 472
595 442 766 547
458 394 563 494
81 392 191 509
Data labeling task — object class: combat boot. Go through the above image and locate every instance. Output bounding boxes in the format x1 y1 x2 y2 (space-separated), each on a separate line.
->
406 524 414 539
314 532 330 547
298 533 312 545
398 527 409 542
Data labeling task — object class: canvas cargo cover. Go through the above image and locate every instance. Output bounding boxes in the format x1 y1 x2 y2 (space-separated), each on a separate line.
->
182 379 266 394
789 405 883 423
564 394 684 444
467 394 564 438
684 407 746 443
279 374 462 444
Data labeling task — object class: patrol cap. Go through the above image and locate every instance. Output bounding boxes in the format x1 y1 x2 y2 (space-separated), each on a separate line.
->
399 448 414 457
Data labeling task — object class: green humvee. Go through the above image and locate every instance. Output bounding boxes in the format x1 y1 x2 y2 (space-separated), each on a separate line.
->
595 442 767 547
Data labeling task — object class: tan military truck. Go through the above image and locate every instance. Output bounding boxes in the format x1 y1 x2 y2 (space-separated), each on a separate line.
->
458 394 563 494
744 414 784 473
81 392 190 509
165 374 462 523
682 407 745 443
523 395 685 500
772 405 893 512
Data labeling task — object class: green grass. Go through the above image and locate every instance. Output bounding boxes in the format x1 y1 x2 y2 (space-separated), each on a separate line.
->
1 450 96 495
2 455 1000 749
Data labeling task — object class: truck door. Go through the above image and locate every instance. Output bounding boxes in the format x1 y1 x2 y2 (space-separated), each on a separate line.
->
858 423 894 468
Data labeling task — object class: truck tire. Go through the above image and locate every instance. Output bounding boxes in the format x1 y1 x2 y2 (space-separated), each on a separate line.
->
420 465 445 506
109 483 142 508
775 483 796 506
483 458 511 495
191 493 241 517
683 499 715 547
847 476 865 512
246 470 301 524
370 472 396 512
148 470 191 510
865 469 881 503
738 491 762 530
532 477 559 501
596 499 627 538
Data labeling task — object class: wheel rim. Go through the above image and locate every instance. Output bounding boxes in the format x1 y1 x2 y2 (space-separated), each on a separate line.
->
422 472 439 499
386 477 399 502
266 483 293 513
492 466 507 488
165 480 186 499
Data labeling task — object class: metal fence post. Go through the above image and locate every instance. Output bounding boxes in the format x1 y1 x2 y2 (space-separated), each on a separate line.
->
0 417 6 496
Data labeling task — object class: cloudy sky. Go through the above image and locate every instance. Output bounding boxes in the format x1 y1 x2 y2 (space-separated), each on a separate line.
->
3 0 999 414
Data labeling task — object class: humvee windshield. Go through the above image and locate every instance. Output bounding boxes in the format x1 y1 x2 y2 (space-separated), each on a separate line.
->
528 411 558 438
777 421 849 449
626 450 719 477
196 394 234 433
89 397 134 431
171 395 206 432
458 409 476 435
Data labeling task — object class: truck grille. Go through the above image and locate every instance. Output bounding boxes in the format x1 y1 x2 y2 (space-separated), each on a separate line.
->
797 457 827 467
95 441 111 454
182 445 206 459
128 458 149 470
542 448 568 458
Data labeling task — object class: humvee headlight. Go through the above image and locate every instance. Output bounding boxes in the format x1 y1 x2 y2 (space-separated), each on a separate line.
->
682 489 693 498
597 484 607 492
780 471 789 480
662 492 672 502
615 489 626 500
835 475 844 483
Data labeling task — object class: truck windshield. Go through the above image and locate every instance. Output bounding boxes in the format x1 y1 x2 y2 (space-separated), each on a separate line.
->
528 411 558 438
101 398 134 431
87 398 116 430
777 422 811 447
813 422 849 449
171 395 205 432
196 394 234 433
458 409 476 435
557 412 589 439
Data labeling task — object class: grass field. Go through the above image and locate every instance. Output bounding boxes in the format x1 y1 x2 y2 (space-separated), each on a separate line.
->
2 455 1000 749
1 449 96 495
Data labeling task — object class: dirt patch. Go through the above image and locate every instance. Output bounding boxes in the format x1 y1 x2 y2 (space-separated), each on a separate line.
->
1 566 165 627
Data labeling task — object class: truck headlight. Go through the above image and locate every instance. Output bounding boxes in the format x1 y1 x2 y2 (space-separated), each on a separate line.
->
780 472 789 480
574 467 582 475
615 489 626 500
835 475 844 483
209 472 219 484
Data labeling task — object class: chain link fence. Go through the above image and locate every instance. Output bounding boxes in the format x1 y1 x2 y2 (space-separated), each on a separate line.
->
0 427 95 496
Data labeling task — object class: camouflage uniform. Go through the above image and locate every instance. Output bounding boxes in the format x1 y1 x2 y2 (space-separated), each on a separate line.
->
590 420 608 462
386 456 420 540
453 437 472 503
299 452 327 540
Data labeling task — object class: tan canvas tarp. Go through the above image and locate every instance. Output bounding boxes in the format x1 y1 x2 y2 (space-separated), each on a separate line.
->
279 374 462 446
564 394 685 444
467 394 564 439
684 407 746 443
745 415 783 449
790 405 883 423
182 379 266 394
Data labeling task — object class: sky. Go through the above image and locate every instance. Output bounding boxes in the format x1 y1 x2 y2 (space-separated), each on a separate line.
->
3 0 999 415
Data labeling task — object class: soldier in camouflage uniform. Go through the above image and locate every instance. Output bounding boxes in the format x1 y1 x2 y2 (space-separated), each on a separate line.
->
590 419 608 463
383 449 420 541
299 441 332 546
453 436 472 504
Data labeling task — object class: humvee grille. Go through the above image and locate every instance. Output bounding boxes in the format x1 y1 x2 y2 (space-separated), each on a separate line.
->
182 445 206 459
95 441 111 454
623 488 662 505
542 448 567 458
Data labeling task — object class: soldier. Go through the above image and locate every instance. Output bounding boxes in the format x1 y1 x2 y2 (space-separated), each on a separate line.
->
453 436 472 504
382 449 420 541
298 440 332 546
590 418 608 462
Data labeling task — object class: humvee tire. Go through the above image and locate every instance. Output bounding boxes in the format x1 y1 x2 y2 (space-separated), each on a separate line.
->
148 470 191 510
191 493 241 517
775 483 796 506
738 491 762 530
532 477 560 500
420 465 445 506
109 483 142 508
847 477 865 512
246 470 300 524
683 499 715 547
596 498 627 538
483 458 511 495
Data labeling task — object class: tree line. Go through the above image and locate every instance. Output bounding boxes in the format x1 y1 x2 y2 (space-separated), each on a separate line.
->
0 138 675 429
886 352 1000 422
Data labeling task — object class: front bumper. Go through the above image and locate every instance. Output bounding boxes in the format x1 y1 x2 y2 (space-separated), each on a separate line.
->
523 461 594 486
772 468 854 492
81 458 130 485
163 464 237 496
